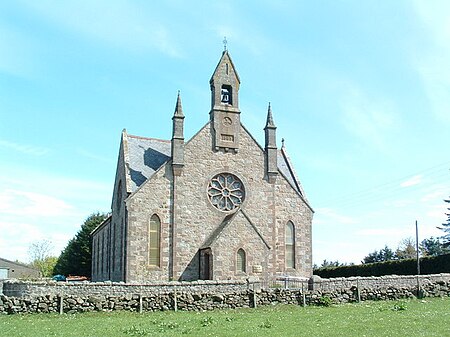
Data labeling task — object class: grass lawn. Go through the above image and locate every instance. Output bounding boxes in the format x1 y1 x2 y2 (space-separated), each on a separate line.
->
1 297 449 337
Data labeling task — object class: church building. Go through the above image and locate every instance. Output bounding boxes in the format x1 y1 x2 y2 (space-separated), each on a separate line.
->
91 50 314 282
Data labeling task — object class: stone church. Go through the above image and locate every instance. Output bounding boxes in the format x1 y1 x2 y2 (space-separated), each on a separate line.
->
91 50 313 282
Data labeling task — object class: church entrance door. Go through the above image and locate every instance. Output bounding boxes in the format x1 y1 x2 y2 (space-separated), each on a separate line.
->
199 248 213 280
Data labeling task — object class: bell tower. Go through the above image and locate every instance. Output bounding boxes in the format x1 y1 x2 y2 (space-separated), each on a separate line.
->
209 49 241 152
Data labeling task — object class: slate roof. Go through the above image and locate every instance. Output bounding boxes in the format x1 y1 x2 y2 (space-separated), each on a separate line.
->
277 147 307 200
124 132 307 204
126 134 171 192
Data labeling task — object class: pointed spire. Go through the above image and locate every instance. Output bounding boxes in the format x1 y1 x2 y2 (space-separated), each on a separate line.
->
174 90 184 118
281 138 285 149
265 102 276 128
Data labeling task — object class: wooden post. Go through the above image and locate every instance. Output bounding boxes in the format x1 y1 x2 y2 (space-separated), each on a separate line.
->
59 295 64 315
356 279 361 303
173 288 178 312
252 291 257 308
415 220 421 299
139 294 143 314
301 282 306 307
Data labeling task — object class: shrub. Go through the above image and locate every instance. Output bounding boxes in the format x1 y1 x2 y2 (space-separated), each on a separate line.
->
317 296 333 307
314 254 450 278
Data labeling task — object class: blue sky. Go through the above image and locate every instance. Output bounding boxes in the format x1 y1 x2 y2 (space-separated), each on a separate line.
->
1 1 449 265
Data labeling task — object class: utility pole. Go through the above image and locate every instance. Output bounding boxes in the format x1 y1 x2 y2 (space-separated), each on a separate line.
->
415 220 421 298
416 220 420 275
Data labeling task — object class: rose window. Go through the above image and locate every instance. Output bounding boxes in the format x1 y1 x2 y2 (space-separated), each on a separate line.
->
207 173 245 211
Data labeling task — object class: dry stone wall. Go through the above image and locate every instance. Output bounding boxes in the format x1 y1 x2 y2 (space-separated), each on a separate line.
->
1 274 449 315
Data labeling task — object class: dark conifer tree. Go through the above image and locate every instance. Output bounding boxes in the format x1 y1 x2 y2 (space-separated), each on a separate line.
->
438 198 450 247
53 212 107 277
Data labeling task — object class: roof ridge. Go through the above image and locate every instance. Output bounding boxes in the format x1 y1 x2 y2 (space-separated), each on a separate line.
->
0 257 38 269
127 134 170 143
278 147 313 212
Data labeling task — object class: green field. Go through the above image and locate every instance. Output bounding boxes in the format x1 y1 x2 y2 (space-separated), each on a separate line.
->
1 297 449 337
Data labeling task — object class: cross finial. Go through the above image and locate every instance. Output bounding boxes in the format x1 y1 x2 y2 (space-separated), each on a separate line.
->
223 36 228 51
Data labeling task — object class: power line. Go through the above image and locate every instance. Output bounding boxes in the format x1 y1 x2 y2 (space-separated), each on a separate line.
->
319 160 450 209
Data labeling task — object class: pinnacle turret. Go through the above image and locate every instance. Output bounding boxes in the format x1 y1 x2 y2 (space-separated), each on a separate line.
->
171 91 185 175
264 102 278 183
174 91 184 118
265 102 276 128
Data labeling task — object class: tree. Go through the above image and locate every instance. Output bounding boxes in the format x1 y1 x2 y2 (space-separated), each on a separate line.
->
395 237 416 260
28 240 58 277
53 212 107 277
321 260 344 268
420 237 449 256
362 245 395 264
438 198 450 247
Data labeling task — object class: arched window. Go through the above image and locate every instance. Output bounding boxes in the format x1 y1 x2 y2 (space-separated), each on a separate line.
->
237 248 246 273
285 221 295 269
149 214 161 267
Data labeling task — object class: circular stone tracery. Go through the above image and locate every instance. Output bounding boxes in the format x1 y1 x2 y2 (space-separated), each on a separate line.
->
207 173 245 212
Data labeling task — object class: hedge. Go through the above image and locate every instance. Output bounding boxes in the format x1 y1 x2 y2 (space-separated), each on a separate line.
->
314 253 450 278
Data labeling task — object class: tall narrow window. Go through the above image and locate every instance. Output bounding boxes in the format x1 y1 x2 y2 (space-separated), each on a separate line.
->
285 221 295 269
149 214 161 267
237 248 246 273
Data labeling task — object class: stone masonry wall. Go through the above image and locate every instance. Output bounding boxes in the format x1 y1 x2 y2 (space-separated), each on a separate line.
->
1 274 449 315
173 123 312 281
126 164 173 282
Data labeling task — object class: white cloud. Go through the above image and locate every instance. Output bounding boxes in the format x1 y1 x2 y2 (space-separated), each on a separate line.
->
340 86 399 151
400 175 422 188
21 0 182 58
413 1 450 123
0 166 111 262
0 189 73 217
76 148 114 164
213 24 272 58
384 199 414 208
0 139 49 156
426 203 448 223
421 187 448 202
0 24 37 77
356 228 409 237
314 207 358 226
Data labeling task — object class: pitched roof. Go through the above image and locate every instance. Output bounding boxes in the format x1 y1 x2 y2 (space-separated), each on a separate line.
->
123 125 311 212
277 147 309 202
0 257 39 271
125 134 171 192
209 50 241 84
